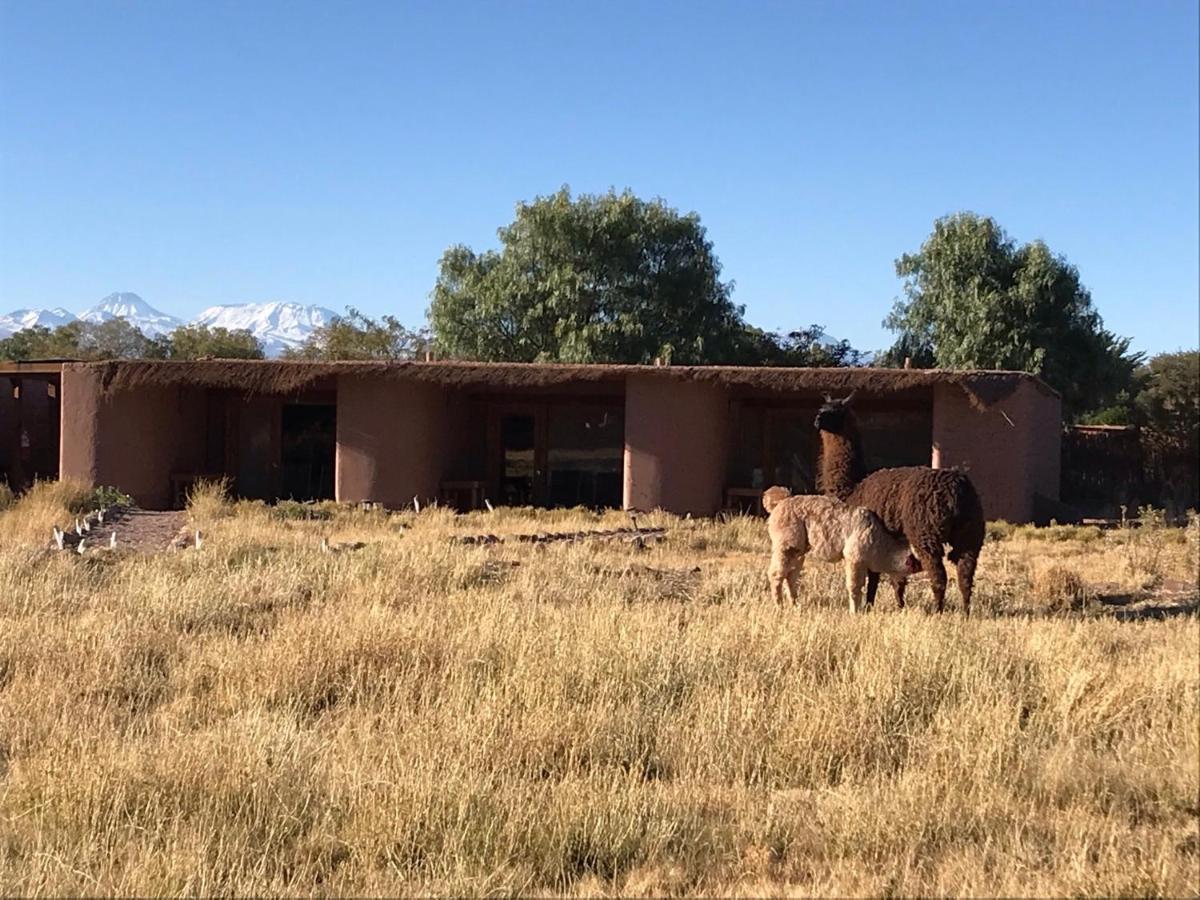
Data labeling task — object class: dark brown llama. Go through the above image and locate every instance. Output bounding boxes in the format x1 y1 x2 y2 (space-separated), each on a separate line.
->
815 393 985 613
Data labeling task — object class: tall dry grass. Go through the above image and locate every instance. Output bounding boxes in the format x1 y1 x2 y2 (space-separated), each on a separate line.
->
0 494 1196 896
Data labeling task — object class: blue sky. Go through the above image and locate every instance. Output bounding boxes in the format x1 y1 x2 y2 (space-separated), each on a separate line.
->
1 0 1196 355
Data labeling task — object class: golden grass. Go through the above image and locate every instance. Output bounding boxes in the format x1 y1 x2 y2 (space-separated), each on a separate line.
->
0 495 1196 897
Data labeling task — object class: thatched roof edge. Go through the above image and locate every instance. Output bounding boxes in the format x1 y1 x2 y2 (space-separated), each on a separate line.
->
66 360 1058 409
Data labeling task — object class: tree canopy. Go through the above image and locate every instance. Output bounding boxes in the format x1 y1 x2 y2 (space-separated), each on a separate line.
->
283 308 429 360
163 324 264 359
0 319 165 361
0 320 264 361
884 212 1140 418
429 188 747 364
734 325 868 367
1133 350 1199 438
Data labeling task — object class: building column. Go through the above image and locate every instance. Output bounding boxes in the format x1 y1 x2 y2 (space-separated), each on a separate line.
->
59 366 102 490
623 374 730 516
336 376 448 508
60 365 207 509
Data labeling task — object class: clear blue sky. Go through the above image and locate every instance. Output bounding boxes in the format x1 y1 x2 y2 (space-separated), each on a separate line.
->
1 0 1196 355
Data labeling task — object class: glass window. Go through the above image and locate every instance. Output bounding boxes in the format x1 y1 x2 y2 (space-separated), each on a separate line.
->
547 406 624 509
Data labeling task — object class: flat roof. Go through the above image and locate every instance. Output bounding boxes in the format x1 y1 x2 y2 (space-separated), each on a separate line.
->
62 358 1059 409
0 360 70 375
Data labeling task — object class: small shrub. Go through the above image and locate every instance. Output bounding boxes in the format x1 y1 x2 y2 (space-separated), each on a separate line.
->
1029 565 1095 612
86 485 134 510
1120 505 1169 583
187 478 232 521
0 481 14 512
986 520 1015 542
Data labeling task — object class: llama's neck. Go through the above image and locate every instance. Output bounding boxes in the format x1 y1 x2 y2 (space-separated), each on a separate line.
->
818 428 866 501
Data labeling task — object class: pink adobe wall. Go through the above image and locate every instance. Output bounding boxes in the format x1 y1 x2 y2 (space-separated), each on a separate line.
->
932 379 1061 523
1025 383 1062 505
623 374 729 515
336 375 449 507
60 366 207 509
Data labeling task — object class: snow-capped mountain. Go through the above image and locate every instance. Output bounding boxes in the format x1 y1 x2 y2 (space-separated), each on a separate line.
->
192 301 336 356
0 293 337 355
0 307 77 338
77 292 183 338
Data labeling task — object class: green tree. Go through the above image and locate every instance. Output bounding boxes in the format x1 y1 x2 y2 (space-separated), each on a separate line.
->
0 323 83 360
283 307 428 360
429 188 746 364
165 324 264 359
0 319 165 360
78 318 166 359
734 324 866 367
884 212 1140 418
1135 350 1199 438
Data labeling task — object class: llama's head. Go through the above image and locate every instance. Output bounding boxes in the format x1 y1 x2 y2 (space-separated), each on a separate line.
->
903 553 923 575
762 485 792 513
814 392 857 434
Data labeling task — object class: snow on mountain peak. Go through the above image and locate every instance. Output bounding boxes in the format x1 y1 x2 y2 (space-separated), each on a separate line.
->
77 292 183 337
1 294 339 354
192 302 337 356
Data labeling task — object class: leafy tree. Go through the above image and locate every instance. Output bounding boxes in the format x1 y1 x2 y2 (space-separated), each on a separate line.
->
0 319 165 360
164 324 264 359
283 307 429 360
884 212 1140 418
1135 350 1199 438
0 324 82 360
78 318 166 359
429 188 746 364
734 324 866 367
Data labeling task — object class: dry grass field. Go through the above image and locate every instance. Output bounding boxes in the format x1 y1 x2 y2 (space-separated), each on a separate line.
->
0 481 1197 897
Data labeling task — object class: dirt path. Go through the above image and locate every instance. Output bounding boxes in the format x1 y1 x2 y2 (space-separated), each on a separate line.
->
65 507 189 552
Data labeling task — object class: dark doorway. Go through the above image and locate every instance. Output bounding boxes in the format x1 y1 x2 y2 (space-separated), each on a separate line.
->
0 376 60 493
499 411 542 506
281 404 335 501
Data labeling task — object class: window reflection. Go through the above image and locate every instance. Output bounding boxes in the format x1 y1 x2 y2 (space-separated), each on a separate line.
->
547 406 624 509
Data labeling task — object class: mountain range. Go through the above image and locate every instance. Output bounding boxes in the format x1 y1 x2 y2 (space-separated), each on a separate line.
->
0 293 337 356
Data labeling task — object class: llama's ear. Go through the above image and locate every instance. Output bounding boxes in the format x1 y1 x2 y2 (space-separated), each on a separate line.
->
842 390 857 405
823 393 833 403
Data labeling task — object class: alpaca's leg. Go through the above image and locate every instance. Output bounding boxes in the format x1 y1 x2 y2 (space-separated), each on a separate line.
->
915 547 947 612
865 571 880 608
768 550 787 606
953 552 978 615
769 548 801 606
889 575 908 609
845 560 868 613
785 554 803 605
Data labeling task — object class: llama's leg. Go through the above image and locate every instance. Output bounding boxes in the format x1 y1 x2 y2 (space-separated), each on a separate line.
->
953 552 978 615
845 560 868 613
890 575 908 609
865 571 880 609
915 547 947 612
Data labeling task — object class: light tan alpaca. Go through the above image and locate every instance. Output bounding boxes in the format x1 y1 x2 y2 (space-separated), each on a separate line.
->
762 486 920 612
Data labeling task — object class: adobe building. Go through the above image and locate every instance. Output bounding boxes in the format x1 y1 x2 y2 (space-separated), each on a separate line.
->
1 359 1061 523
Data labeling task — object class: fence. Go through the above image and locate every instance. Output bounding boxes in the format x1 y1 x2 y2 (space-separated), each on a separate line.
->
1062 425 1198 520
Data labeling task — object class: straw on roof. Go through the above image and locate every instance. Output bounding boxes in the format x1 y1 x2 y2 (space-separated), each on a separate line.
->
68 359 1056 410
